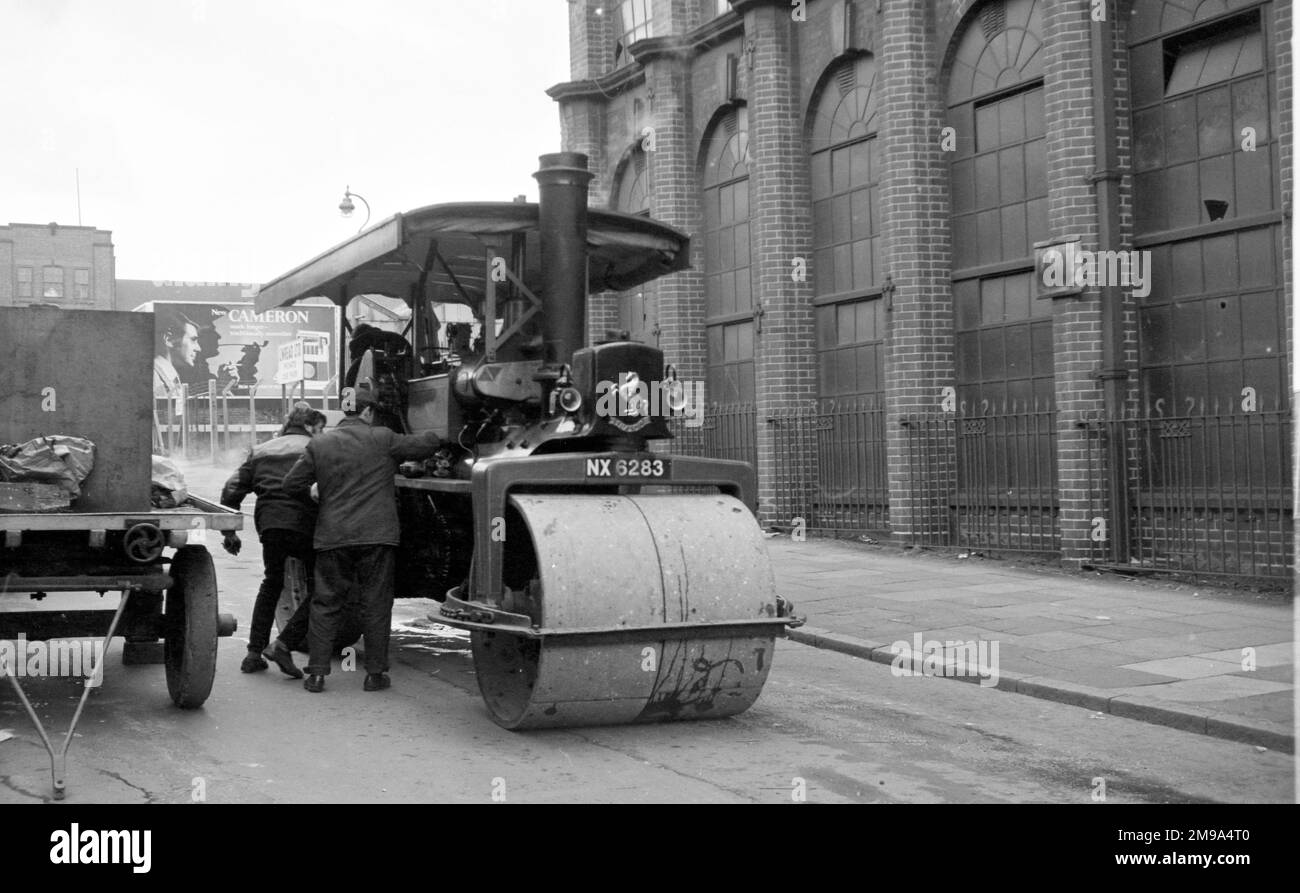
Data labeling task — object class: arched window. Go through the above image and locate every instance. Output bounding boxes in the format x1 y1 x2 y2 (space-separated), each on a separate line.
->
947 0 1051 412
808 54 883 400
700 107 754 405
611 149 653 343
1129 0 1283 416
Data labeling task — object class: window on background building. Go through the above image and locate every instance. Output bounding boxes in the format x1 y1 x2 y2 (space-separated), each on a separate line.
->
613 0 652 67
946 0 1050 412
1129 3 1283 416
16 267 32 299
41 266 64 300
808 55 884 401
75 268 90 302
611 149 653 343
701 106 754 405
704 0 731 19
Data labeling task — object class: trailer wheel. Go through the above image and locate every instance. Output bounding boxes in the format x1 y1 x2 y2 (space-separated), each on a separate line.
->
164 545 219 708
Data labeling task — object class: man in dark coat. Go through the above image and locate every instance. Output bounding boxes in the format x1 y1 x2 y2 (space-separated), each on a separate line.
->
220 402 327 677
282 386 441 693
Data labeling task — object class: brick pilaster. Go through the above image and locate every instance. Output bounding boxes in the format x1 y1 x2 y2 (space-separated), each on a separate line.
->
735 0 818 525
569 0 614 80
880 0 954 543
1043 0 1106 565
639 44 708 385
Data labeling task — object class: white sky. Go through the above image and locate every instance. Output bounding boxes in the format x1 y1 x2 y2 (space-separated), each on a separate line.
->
0 0 570 283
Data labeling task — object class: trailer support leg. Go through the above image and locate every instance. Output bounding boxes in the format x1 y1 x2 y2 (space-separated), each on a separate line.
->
2 591 131 800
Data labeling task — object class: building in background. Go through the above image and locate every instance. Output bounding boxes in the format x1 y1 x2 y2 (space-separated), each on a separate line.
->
552 0 1291 579
0 222 115 309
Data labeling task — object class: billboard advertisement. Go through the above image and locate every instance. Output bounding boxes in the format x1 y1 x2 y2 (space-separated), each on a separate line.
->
148 301 339 398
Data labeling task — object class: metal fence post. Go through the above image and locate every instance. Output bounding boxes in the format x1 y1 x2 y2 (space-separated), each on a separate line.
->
208 390 217 465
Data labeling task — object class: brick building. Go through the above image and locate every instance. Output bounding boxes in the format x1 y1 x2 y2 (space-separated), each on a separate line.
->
552 0 1292 579
0 222 115 309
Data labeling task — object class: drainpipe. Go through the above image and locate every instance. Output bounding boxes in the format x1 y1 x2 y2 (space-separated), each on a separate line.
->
1091 2 1130 562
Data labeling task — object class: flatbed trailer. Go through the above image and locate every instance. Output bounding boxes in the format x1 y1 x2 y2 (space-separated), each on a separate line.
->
0 496 242 799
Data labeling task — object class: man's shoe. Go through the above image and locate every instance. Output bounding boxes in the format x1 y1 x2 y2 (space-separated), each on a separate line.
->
303 674 325 693
240 652 268 673
262 641 304 679
363 673 391 692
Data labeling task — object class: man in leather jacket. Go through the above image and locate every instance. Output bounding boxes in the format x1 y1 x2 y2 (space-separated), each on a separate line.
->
220 403 327 678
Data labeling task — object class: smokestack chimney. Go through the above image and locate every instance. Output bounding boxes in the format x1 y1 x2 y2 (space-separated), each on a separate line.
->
533 152 593 364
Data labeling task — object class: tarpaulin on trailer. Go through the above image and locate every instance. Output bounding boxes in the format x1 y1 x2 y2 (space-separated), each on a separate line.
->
0 436 96 499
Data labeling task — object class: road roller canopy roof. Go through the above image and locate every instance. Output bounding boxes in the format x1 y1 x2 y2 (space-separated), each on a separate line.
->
253 202 691 314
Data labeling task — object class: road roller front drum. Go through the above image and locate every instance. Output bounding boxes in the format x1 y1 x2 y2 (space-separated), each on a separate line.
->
451 493 789 730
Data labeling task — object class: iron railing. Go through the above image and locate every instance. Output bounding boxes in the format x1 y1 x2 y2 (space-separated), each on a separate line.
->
903 405 1060 554
769 398 889 535
661 402 758 468
1085 408 1293 579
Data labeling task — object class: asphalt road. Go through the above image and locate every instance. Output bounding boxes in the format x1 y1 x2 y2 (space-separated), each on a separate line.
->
1 543 1291 803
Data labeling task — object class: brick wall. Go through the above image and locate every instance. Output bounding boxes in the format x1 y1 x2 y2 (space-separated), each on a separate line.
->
0 239 12 306
554 0 1293 576
881 0 955 542
570 0 613 80
1276 0 1293 402
643 47 708 383
738 0 819 525
0 223 114 310
1043 1 1106 566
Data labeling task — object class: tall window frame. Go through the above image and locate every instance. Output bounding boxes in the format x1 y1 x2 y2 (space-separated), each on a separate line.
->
946 0 1052 413
808 54 885 402
701 107 755 406
1129 2 1284 417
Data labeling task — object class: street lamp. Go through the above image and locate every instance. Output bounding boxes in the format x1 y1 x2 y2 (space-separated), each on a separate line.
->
338 186 371 233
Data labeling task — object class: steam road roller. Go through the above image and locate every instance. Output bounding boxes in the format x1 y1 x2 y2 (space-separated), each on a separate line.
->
253 153 801 729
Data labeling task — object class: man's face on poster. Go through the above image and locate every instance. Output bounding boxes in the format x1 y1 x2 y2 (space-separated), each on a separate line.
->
167 322 200 369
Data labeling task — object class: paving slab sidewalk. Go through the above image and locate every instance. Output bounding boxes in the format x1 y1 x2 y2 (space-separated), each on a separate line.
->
773 536 1295 753
177 459 1294 752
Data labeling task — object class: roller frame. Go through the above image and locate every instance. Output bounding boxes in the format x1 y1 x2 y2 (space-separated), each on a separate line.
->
464 451 756 606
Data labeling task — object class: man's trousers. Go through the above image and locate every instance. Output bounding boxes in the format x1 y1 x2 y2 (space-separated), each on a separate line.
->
307 545 396 676
249 529 315 654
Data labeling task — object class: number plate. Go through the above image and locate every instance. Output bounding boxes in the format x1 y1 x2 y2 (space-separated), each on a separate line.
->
584 457 670 479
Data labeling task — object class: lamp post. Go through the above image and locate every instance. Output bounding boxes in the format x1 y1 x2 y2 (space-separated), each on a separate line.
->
338 186 371 233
